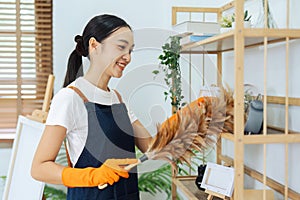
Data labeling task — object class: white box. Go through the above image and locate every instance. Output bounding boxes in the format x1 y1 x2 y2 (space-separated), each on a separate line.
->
173 21 220 35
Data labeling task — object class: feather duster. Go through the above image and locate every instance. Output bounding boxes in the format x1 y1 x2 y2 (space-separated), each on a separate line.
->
120 86 235 172
98 86 234 189
143 86 235 172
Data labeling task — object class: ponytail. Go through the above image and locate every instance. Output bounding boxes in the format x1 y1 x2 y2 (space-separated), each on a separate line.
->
63 49 83 87
63 35 87 87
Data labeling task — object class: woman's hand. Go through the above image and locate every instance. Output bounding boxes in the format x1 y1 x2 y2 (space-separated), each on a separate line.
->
62 158 138 187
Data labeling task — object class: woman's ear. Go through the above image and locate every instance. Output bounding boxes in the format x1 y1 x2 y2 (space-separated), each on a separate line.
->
89 37 99 52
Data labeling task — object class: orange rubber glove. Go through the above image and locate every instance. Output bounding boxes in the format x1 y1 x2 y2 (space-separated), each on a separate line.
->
160 97 206 134
62 158 138 187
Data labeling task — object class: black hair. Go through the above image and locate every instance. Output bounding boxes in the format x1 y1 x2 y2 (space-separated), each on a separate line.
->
63 14 132 87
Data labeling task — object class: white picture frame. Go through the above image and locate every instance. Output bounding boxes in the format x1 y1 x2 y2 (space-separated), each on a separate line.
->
2 116 45 200
200 162 235 197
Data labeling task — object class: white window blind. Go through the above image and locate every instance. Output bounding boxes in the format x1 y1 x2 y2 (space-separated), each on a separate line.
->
0 0 52 134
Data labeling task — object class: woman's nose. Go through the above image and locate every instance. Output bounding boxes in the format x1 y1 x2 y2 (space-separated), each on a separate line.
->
122 52 131 62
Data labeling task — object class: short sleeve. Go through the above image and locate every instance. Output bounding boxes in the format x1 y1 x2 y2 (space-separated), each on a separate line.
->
46 88 78 131
128 108 138 123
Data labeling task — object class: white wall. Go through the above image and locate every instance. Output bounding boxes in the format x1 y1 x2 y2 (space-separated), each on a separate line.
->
53 0 226 92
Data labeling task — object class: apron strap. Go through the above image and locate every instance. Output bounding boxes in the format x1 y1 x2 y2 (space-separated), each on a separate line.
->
113 89 123 103
63 85 89 167
68 85 89 103
64 139 73 167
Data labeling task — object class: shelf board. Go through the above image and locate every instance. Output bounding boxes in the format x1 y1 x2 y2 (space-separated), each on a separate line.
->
181 28 300 54
221 128 300 144
181 30 234 53
173 176 221 200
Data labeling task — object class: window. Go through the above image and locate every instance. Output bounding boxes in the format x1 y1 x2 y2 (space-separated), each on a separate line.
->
0 0 52 134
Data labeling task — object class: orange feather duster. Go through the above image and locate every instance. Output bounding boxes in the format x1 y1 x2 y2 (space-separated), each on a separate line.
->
143 86 234 172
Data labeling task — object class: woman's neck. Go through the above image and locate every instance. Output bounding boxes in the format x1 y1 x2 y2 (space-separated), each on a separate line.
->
84 69 111 92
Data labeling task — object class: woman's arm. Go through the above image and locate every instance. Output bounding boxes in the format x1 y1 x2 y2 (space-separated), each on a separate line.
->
32 125 137 187
31 125 66 184
132 120 152 153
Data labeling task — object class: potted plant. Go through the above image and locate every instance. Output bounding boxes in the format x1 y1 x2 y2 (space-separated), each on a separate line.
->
153 35 185 114
219 15 233 33
231 10 252 28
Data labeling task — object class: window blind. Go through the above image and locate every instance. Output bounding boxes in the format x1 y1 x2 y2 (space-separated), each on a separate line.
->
0 0 52 134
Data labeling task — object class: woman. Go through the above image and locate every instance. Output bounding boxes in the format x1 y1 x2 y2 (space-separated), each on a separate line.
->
31 14 152 200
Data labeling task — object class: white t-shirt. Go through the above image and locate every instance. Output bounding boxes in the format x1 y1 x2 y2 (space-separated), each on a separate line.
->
46 77 137 166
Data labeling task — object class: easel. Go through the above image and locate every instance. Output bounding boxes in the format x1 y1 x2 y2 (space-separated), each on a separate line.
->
205 189 231 200
27 74 55 123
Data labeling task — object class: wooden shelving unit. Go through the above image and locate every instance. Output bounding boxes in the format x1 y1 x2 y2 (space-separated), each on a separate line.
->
172 1 300 200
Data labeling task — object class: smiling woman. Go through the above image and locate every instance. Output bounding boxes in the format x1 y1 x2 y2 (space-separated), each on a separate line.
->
31 14 152 200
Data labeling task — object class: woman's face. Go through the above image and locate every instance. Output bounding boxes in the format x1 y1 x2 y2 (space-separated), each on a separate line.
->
91 27 134 79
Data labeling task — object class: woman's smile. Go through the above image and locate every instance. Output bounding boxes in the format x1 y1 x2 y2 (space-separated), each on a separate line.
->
116 61 127 71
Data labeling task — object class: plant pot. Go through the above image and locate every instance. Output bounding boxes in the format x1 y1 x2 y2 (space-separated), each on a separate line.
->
220 27 232 33
232 21 251 29
195 164 207 191
244 21 251 28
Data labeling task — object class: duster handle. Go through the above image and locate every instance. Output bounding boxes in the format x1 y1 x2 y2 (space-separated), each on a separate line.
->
98 160 141 190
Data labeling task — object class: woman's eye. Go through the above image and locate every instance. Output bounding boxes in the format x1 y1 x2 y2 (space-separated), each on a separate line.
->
118 45 133 54
118 45 126 50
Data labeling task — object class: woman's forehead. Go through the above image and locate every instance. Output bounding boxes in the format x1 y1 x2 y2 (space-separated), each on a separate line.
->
105 27 134 44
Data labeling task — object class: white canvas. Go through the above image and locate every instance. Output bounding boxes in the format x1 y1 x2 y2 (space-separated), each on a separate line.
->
201 162 235 197
2 116 45 200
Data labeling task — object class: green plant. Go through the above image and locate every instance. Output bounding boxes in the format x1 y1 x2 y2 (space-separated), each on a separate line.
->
43 185 67 200
244 10 252 21
220 15 233 28
138 163 172 199
55 141 69 166
153 35 185 113
231 10 252 22
138 162 192 199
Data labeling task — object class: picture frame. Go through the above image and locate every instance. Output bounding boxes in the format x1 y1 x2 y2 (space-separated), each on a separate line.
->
3 115 45 200
200 162 235 197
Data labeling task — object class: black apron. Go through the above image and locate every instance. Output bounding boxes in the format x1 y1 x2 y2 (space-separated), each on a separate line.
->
67 87 139 200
